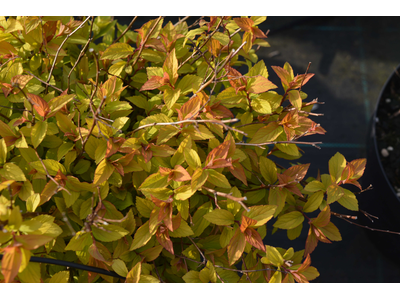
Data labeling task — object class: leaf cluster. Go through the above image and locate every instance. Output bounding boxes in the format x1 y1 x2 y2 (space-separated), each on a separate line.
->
0 16 366 283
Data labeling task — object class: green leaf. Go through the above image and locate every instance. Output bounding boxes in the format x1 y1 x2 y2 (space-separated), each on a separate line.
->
30 159 66 176
112 259 129 277
329 152 346 183
184 148 201 169
65 232 92 251
273 211 304 230
203 209 235 226
0 163 26 181
164 87 181 109
26 193 40 212
262 245 284 267
169 220 194 238
206 169 231 189
48 94 75 113
259 156 277 184
100 43 134 60
319 222 342 241
91 224 129 242
250 122 283 144
182 270 202 283
243 205 276 226
326 184 345 204
337 188 358 211
130 221 153 251
93 159 115 186
139 173 168 190
191 202 213 237
227 229 246 266
251 98 271 114
177 75 202 95
304 180 325 192
49 271 69 283
303 191 324 213
31 121 48 149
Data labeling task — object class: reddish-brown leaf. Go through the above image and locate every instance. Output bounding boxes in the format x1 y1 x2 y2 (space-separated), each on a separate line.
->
205 139 231 166
304 226 318 257
284 163 310 182
240 215 257 232
289 73 315 89
229 161 248 186
27 93 50 117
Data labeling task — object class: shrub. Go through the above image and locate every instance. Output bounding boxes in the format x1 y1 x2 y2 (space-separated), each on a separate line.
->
0 16 366 283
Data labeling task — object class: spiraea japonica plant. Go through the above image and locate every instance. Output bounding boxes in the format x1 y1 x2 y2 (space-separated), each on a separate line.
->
0 16 367 283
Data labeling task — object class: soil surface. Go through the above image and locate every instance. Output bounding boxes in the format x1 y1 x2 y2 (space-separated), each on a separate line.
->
376 68 400 196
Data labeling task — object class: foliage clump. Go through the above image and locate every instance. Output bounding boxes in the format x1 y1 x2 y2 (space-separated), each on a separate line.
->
0 16 366 283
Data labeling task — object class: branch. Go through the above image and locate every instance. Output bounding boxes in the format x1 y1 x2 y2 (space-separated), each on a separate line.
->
68 17 94 91
25 70 63 93
202 186 249 212
131 17 162 68
131 118 246 136
174 16 190 27
333 214 400 235
236 140 323 150
46 16 91 89
113 16 138 44
34 150 71 195
188 236 206 265
0 56 20 70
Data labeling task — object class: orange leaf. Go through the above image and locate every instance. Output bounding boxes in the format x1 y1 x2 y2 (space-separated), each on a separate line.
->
311 205 331 228
243 227 266 252
172 165 191 182
139 76 163 91
27 93 50 117
240 215 257 232
304 226 318 257
234 18 254 32
247 76 277 94
229 161 248 186
290 73 314 89
205 139 231 166
1 246 22 283
271 66 292 87
284 163 310 182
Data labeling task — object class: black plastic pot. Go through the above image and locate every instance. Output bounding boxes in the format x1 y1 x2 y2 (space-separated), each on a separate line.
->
358 64 400 263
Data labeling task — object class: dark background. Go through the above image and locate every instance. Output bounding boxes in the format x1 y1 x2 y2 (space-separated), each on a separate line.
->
115 16 400 282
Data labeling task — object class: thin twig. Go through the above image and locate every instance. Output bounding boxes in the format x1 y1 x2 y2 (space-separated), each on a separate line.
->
113 16 138 44
131 118 246 135
131 17 162 68
46 16 91 90
34 150 71 195
299 62 311 94
236 140 322 150
241 255 252 283
0 56 20 70
68 17 94 91
25 70 63 93
202 186 249 212
188 236 206 265
334 214 400 235
174 16 190 27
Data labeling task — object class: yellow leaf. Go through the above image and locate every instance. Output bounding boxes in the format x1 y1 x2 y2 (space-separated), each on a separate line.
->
130 221 153 251
93 159 115 186
112 259 129 277
49 271 69 283
203 209 235 226
126 262 141 283
273 211 304 230
329 152 347 183
227 229 246 266
31 121 48 149
100 43 134 60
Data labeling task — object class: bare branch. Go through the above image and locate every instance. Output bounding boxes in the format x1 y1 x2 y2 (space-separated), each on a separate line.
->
236 140 322 150
113 16 138 44
46 16 91 89
202 186 249 212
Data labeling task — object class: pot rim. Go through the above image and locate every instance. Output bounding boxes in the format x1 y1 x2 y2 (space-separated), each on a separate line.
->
371 63 400 200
